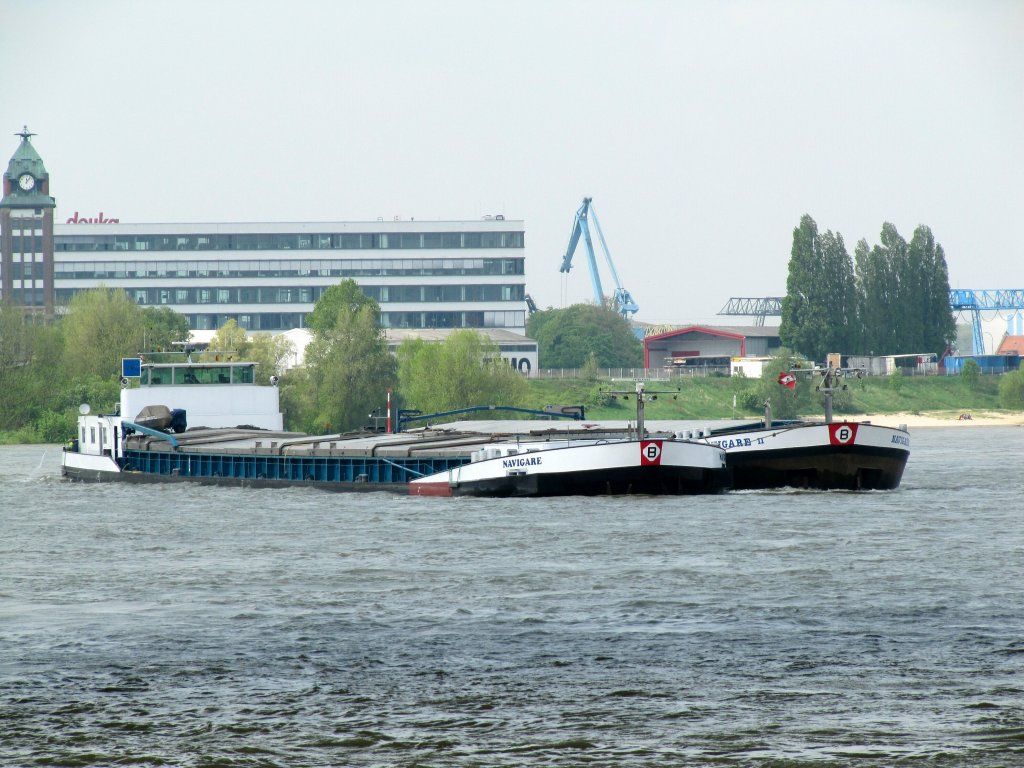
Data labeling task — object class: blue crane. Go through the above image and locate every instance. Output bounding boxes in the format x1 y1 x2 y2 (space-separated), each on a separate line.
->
559 197 639 319
948 289 1024 354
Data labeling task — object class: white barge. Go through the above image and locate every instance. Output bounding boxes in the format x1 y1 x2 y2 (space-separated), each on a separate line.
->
62 362 730 496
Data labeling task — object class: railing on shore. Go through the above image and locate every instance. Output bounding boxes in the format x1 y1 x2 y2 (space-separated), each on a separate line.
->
530 365 983 380
533 366 732 380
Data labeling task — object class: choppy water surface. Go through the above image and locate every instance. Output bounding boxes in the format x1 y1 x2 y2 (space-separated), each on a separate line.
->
2 428 1023 767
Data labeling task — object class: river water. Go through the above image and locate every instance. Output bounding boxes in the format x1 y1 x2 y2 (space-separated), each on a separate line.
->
1 427 1022 767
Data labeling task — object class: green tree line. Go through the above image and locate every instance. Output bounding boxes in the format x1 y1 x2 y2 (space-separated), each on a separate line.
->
780 215 956 362
0 281 532 442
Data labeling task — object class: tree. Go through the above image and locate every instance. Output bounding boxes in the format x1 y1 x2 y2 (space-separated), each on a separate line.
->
202 319 249 361
0 301 41 430
247 334 295 385
303 280 396 432
306 280 378 335
61 287 145 379
780 215 856 362
140 306 190 353
880 222 912 353
200 320 294 384
998 368 1024 409
909 225 956 354
854 237 891 355
960 358 981 391
396 330 528 417
752 348 814 421
854 223 955 356
526 302 642 368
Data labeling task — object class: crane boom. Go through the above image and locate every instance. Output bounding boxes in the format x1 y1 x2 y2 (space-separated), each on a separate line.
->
559 197 639 319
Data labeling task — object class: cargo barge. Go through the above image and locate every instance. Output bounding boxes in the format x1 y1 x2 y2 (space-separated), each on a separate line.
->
61 360 730 496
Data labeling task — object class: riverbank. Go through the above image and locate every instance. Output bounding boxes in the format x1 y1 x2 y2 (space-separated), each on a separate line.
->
847 410 1024 428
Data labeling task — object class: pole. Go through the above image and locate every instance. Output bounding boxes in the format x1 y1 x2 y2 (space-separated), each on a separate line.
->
635 381 645 439
386 389 392 433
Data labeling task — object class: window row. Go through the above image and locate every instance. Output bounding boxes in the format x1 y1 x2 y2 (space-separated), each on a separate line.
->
185 310 526 332
54 284 525 306
5 287 46 306
6 262 45 279
55 231 524 252
53 257 525 278
6 232 44 255
142 365 254 386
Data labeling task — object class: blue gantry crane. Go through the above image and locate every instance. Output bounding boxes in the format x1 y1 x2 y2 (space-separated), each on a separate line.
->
559 197 639 319
948 289 1024 354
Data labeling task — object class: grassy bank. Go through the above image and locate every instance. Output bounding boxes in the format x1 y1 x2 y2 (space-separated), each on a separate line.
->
2 373 1014 444
524 373 1007 422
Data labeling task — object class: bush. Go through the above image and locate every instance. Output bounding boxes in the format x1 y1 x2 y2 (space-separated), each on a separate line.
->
35 410 77 444
580 352 600 381
755 349 812 420
961 358 982 391
999 369 1024 409
738 389 762 412
827 384 855 413
888 368 904 393
584 384 622 410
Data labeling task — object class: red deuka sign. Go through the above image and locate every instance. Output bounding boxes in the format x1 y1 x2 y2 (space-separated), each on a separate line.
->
65 211 120 224
828 423 858 446
640 440 663 465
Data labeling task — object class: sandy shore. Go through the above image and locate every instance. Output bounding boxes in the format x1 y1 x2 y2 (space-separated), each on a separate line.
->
845 410 1024 428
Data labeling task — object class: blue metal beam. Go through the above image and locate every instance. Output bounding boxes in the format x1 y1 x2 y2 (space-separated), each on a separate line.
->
948 289 1024 354
121 420 179 447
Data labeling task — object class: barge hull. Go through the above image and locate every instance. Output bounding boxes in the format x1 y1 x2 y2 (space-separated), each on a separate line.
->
426 465 730 497
63 462 407 493
727 445 908 490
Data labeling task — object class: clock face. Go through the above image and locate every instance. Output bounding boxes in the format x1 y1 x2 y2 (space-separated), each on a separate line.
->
18 173 35 191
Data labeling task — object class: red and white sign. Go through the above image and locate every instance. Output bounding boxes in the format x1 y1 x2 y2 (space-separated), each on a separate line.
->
640 440 663 465
828 423 859 446
778 372 797 389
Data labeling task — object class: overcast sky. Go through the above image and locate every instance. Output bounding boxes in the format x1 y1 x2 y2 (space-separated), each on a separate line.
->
3 0 1021 327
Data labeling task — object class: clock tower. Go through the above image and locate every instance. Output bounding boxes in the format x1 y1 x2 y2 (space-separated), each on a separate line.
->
1 126 57 316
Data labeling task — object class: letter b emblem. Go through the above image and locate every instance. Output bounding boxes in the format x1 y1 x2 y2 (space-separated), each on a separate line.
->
640 440 663 465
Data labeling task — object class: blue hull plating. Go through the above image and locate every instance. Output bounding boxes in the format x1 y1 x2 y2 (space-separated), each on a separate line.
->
118 448 470 488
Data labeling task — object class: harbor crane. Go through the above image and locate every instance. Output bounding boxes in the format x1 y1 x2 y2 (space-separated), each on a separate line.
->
559 197 639 319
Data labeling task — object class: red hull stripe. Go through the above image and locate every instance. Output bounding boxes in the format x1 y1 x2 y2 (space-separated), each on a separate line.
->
409 482 453 497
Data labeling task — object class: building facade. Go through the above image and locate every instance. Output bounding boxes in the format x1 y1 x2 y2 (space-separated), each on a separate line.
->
3 130 528 334
644 325 782 369
54 219 528 333
275 327 538 376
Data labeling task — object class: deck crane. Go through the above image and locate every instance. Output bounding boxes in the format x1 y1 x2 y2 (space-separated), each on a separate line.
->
559 197 639 319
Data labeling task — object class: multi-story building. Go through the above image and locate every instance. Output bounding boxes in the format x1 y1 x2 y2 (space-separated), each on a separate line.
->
53 219 528 333
3 130 529 336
